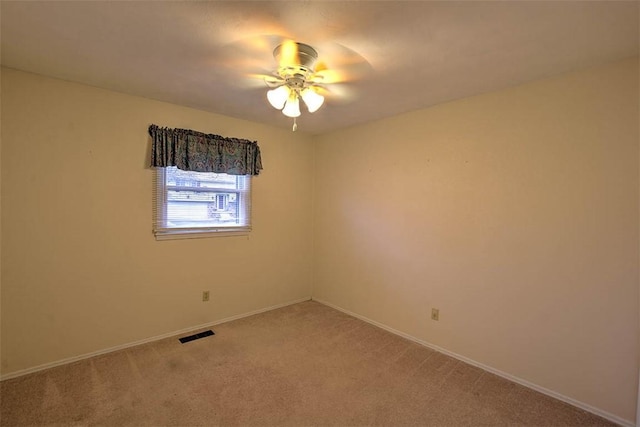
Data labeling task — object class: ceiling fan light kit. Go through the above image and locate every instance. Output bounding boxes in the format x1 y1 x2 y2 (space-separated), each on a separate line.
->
266 85 289 110
282 93 301 118
265 41 326 131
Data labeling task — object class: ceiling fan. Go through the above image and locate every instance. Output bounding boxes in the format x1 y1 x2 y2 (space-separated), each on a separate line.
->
263 41 326 126
235 37 372 131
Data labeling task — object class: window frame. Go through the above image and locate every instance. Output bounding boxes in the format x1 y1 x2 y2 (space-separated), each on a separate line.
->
153 167 252 241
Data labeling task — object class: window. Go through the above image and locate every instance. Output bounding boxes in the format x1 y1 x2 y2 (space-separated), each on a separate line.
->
153 166 251 240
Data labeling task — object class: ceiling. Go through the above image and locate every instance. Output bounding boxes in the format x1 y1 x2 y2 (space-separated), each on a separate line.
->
1 1 638 135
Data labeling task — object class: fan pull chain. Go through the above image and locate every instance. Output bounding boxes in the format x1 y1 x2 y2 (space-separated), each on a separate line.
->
292 117 298 132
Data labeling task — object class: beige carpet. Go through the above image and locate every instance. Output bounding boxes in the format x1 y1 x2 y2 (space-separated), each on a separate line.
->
0 301 614 426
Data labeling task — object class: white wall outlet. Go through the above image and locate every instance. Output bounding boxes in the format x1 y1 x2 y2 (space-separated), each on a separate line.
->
202 291 210 302
431 308 440 321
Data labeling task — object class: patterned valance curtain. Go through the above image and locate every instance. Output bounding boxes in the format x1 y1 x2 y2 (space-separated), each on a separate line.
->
149 124 263 176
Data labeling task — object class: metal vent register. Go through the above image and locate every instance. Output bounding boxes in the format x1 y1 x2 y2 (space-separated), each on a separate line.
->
179 330 215 344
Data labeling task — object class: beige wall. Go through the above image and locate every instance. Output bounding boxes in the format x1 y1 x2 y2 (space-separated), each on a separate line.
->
0 68 314 375
313 58 639 422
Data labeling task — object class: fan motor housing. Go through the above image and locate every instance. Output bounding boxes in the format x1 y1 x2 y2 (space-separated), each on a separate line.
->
273 42 318 75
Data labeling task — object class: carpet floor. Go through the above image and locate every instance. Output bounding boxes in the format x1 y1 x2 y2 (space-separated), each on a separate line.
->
0 300 615 426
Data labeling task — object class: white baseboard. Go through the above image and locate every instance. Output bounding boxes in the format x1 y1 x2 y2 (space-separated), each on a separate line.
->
0 296 312 382
313 298 634 427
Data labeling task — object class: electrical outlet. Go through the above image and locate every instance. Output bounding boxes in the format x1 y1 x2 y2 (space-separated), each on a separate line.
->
431 308 439 321
202 291 210 302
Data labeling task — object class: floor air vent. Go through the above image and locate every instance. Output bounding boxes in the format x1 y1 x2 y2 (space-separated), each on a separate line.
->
179 329 215 344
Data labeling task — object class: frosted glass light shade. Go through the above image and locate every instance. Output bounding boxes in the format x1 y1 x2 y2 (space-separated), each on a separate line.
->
282 95 301 118
301 88 325 113
267 86 290 110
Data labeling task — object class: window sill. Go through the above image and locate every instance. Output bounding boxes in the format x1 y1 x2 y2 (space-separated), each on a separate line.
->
154 228 250 241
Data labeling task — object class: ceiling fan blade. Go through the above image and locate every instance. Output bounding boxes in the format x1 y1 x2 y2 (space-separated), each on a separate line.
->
278 39 299 68
248 73 283 83
312 83 358 103
310 60 342 83
218 34 289 74
234 72 283 89
313 42 373 82
314 60 329 72
310 68 348 84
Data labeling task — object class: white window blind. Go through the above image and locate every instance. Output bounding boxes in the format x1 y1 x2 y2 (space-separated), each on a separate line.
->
153 167 251 240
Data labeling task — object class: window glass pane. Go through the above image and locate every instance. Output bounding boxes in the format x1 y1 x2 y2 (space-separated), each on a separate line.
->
166 191 241 227
162 167 248 229
166 167 238 189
